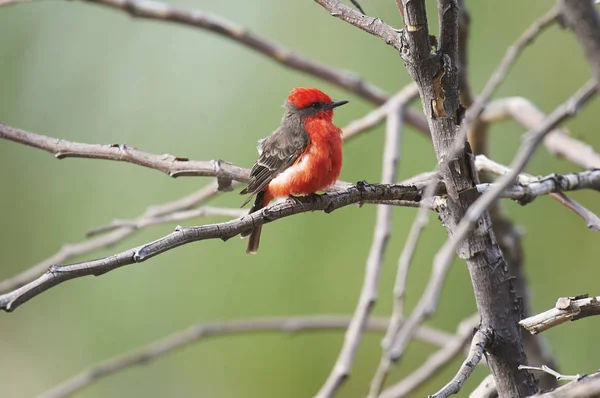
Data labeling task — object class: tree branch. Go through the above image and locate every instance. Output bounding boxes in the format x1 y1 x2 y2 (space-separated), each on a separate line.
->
430 328 492 398
0 122 250 184
519 295 600 335
314 0 402 51
35 315 453 398
519 365 580 382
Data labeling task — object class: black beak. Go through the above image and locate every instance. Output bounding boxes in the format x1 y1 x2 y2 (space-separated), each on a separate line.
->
328 100 349 109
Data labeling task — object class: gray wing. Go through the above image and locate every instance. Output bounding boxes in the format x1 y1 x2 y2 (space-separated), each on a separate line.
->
240 121 309 206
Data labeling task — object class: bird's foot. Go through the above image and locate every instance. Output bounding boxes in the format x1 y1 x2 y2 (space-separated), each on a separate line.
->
286 195 305 206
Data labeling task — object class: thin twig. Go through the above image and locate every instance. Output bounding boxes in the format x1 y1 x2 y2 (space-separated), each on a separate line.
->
431 80 597 326
0 122 250 183
0 182 220 294
315 87 409 398
35 315 453 398
519 295 600 335
379 314 480 398
518 365 580 382
430 328 492 398
314 0 402 52
86 206 247 237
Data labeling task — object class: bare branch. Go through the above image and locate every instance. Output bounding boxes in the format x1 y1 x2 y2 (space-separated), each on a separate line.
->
36 315 453 398
482 97 600 170
315 88 407 398
558 0 600 84
476 169 600 204
87 206 247 237
0 182 220 294
519 295 600 335
0 182 425 312
379 314 480 398
314 0 402 51
430 328 492 398
518 365 580 382
475 155 600 230
529 371 600 398
0 122 250 182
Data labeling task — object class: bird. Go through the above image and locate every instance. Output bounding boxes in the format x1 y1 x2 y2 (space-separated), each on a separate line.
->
240 87 348 254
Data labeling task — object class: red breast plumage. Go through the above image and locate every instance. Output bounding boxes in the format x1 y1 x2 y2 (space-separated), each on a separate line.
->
240 87 348 254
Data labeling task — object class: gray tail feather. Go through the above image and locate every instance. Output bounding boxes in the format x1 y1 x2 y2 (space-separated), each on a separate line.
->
241 192 265 254
245 225 262 255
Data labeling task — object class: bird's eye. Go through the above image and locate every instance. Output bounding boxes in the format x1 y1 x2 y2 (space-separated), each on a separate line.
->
310 102 320 109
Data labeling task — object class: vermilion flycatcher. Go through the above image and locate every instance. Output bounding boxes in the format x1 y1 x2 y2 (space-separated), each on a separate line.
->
240 87 348 254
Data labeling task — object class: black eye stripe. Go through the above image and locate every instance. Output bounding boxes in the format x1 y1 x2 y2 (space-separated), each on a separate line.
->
310 102 320 109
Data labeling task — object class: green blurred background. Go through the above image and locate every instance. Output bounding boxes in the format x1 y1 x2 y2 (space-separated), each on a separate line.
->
1 1 599 397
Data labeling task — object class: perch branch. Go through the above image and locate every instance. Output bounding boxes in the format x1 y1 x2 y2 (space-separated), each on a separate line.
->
519 295 600 335
0 182 425 312
36 315 453 398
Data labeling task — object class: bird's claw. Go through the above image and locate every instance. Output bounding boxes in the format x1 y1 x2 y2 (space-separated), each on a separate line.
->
286 195 304 205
